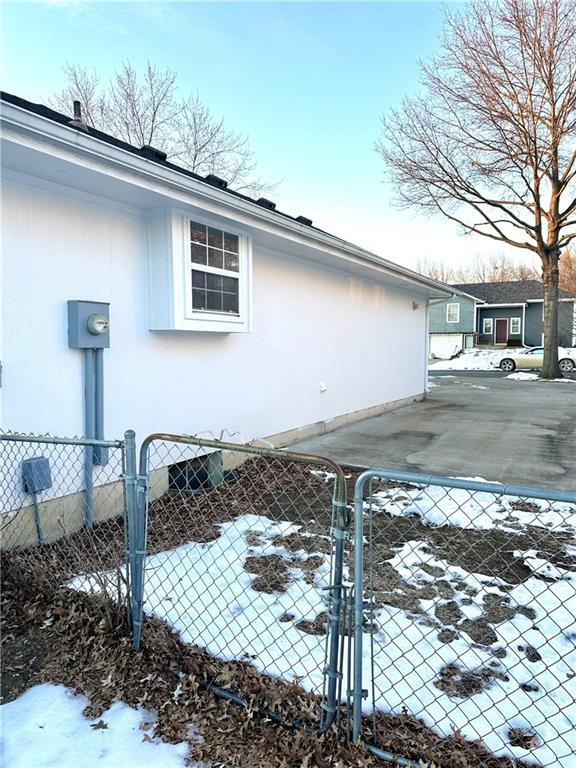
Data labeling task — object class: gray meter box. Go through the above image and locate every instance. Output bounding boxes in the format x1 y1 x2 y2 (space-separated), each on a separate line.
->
68 301 110 349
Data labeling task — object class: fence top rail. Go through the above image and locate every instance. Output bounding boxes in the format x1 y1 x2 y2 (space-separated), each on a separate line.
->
0 433 123 449
139 432 347 494
353 468 576 505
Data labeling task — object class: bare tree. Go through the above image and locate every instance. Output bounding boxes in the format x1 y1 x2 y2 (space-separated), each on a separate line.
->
560 246 576 292
377 0 576 378
51 61 272 197
418 253 541 283
416 258 456 283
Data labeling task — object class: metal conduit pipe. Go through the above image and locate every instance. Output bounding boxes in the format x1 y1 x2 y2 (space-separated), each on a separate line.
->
82 348 96 528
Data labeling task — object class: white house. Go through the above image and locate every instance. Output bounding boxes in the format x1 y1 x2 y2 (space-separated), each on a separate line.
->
1 92 454 449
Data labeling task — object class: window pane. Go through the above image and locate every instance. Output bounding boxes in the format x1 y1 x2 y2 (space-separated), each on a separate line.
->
207 227 223 248
223 276 238 292
224 252 239 272
208 247 224 269
190 221 206 244
192 270 206 288
192 288 207 310
206 273 223 291
223 291 239 313
207 291 223 311
224 232 239 253
191 243 207 265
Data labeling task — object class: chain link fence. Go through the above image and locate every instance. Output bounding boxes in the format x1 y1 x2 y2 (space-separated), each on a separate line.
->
134 434 349 732
351 470 576 768
3 429 575 765
0 432 129 617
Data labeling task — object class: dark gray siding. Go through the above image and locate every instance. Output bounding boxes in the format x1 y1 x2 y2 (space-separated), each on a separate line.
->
429 297 476 334
525 302 575 347
559 301 575 347
524 304 542 346
477 306 524 344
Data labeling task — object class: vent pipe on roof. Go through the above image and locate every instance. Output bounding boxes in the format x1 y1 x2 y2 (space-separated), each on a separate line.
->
69 100 89 132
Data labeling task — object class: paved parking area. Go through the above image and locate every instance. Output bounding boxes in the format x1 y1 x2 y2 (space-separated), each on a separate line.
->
292 375 576 491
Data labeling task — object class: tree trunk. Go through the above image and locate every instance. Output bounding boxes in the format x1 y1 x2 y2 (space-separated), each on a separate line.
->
541 254 561 379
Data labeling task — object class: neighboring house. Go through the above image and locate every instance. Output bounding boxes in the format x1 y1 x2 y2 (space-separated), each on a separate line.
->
428 291 482 358
453 281 576 348
0 92 455 448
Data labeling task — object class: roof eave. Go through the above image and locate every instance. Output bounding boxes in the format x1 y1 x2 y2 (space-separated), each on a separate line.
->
1 97 455 298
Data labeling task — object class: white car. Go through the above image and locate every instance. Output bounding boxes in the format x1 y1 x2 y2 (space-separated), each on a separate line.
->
499 346 576 372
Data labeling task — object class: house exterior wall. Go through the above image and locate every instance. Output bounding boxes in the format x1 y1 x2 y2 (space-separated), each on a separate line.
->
477 306 524 345
524 304 542 346
1 176 427 444
524 302 574 347
428 297 475 334
558 301 576 347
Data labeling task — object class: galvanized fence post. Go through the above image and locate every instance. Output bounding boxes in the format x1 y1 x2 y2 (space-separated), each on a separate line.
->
131 440 150 651
123 430 139 643
352 470 370 743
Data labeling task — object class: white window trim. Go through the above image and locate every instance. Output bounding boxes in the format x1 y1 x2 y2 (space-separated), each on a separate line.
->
483 317 493 334
510 317 521 335
147 208 252 333
446 302 460 323
183 218 250 329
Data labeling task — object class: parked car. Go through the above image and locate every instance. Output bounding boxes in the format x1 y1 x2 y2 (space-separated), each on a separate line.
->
499 347 576 372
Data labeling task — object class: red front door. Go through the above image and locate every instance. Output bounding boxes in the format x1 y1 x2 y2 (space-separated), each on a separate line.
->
495 318 508 344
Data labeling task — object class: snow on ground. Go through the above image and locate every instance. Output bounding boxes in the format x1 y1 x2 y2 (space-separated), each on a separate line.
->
74 514 333 693
506 372 540 381
0 684 194 768
72 488 576 767
429 348 511 370
361 539 576 767
370 483 576 535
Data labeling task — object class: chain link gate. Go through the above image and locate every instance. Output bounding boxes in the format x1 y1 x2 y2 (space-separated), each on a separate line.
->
0 431 131 617
351 470 576 767
131 433 349 733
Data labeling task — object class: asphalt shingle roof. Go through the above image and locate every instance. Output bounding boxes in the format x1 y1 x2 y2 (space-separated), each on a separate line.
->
1 91 319 232
452 280 576 304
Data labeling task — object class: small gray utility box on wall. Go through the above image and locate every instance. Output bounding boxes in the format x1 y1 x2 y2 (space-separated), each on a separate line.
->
68 301 110 348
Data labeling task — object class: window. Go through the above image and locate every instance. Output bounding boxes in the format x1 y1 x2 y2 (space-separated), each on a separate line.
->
510 317 521 335
147 209 251 333
190 221 240 315
446 302 460 323
483 318 493 334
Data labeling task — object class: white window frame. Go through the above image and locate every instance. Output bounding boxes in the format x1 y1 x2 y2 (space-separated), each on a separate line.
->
446 302 460 323
147 209 252 333
483 317 493 335
510 317 521 335
184 218 250 329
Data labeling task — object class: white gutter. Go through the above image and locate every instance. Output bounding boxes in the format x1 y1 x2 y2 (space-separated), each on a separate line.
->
1 101 457 299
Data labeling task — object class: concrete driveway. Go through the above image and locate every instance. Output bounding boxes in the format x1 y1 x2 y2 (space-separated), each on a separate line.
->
292 375 576 491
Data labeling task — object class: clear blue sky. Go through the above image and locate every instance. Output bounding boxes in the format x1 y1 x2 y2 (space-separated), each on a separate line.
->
1 1 519 270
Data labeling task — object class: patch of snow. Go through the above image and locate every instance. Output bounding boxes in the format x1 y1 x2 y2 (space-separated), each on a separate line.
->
427 380 438 389
0 684 194 768
429 349 512 371
469 384 489 390
369 485 576 535
72 503 576 766
505 372 539 381
359 539 576 766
